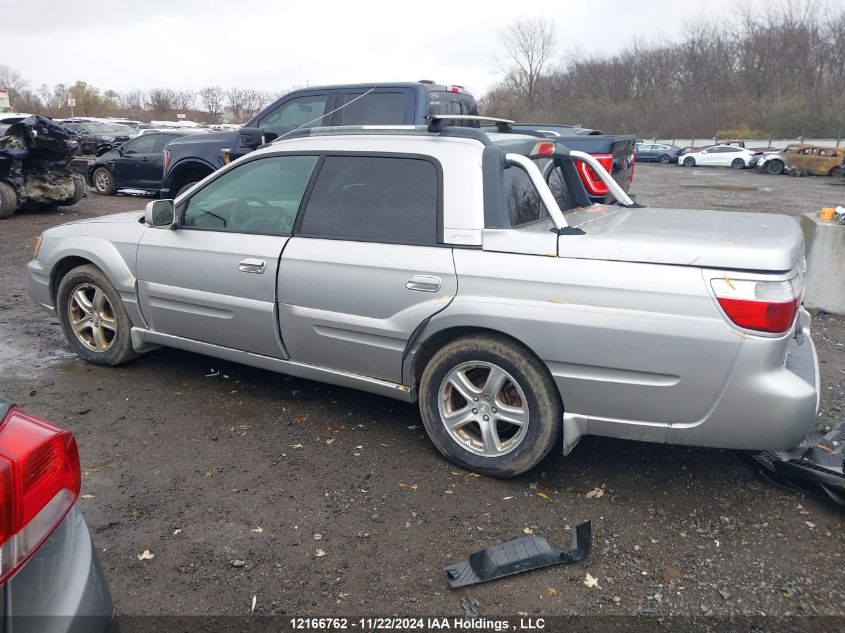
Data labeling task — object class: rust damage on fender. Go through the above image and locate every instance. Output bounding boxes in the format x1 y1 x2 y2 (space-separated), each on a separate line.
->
0 116 85 218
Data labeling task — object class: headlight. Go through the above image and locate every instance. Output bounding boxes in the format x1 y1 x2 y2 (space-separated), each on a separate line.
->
33 235 42 259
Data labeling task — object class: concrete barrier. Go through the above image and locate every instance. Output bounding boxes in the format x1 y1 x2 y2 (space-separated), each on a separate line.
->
800 212 845 314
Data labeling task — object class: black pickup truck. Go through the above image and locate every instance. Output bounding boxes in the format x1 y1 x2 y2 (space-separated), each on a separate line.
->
490 123 636 203
161 81 636 203
161 82 478 198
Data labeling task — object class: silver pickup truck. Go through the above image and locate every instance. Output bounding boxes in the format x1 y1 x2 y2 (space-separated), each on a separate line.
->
25 121 819 478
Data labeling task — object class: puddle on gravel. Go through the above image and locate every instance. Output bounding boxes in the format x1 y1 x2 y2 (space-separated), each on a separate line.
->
0 326 75 380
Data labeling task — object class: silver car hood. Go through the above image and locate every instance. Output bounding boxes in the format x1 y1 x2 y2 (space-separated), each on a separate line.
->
64 211 144 225
560 206 803 272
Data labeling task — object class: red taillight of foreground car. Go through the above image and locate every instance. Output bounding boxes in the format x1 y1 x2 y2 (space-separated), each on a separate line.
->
711 276 803 334
575 153 613 197
0 408 80 584
163 149 172 175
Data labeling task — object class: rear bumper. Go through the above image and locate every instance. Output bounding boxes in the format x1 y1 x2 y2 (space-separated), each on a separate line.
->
4 506 114 632
25 259 55 314
667 317 820 450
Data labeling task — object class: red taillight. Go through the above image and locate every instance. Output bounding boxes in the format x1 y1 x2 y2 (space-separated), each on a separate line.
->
163 149 172 174
0 408 80 583
447 85 461 93
531 141 556 157
575 153 613 196
711 276 803 334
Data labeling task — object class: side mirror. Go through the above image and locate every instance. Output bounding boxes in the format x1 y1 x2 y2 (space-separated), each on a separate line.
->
145 199 175 227
237 127 265 151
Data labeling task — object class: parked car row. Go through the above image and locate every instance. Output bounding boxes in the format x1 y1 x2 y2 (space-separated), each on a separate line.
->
636 140 845 177
757 144 845 176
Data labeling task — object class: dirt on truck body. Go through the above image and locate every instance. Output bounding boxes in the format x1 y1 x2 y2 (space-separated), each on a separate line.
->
0 115 85 219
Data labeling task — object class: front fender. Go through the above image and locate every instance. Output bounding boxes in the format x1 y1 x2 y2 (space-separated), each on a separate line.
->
39 235 146 327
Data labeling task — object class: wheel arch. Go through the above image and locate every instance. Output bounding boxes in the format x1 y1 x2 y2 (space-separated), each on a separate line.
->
46 243 146 327
404 323 563 410
167 159 214 195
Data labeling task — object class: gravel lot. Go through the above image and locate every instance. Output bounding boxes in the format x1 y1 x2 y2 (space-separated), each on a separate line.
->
0 164 842 620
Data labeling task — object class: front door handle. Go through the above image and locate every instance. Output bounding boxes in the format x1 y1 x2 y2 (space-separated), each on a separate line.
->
238 258 266 274
405 274 441 292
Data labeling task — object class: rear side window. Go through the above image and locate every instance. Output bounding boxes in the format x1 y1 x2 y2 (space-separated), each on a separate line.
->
339 92 406 125
504 160 575 227
299 156 439 245
505 167 544 226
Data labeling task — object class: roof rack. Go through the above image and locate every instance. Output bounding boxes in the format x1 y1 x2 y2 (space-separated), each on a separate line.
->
426 114 514 133
275 124 492 145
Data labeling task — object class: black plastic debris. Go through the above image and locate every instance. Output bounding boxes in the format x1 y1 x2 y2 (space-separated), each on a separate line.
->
444 521 591 588
753 422 845 506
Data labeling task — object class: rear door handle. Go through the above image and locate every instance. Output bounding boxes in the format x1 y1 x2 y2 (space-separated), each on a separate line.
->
238 258 266 274
405 274 441 292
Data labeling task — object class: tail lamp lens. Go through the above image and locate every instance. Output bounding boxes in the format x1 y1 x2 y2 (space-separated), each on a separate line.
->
575 153 613 196
711 276 801 334
0 409 80 583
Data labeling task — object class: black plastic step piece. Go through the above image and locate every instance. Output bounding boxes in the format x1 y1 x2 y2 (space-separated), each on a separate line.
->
444 521 591 588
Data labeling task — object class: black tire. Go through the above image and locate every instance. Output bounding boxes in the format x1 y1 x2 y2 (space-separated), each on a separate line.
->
92 167 116 195
419 334 562 478
731 158 745 170
56 265 139 366
58 174 86 206
175 181 199 199
683 156 695 167
766 160 784 175
659 154 671 164
828 166 841 177
0 181 18 219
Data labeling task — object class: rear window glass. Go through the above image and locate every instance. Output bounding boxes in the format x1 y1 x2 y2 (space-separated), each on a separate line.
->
299 155 439 244
505 159 574 227
427 91 479 126
339 92 406 125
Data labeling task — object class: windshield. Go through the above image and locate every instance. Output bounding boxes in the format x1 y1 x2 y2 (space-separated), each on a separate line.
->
82 121 122 134
108 124 136 135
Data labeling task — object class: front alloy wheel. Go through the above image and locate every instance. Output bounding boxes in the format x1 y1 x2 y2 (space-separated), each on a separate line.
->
57 264 139 366
439 361 530 457
67 283 117 352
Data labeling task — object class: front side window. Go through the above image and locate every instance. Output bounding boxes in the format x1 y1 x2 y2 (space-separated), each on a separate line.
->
339 92 406 125
183 155 318 235
124 135 160 154
259 95 329 137
298 155 438 244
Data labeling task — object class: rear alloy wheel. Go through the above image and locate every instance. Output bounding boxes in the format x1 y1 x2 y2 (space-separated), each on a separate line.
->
767 160 784 175
731 158 745 169
419 334 561 478
57 265 139 366
683 156 695 167
0 181 18 219
659 154 671 164
92 167 116 195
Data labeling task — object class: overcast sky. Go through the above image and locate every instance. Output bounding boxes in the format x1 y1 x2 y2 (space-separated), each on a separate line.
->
2 0 839 97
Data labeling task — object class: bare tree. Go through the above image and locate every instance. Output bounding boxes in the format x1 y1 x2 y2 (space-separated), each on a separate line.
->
496 17 557 107
226 87 245 123
199 86 225 122
241 89 271 121
147 88 176 119
119 90 146 119
0 65 30 108
175 90 197 113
